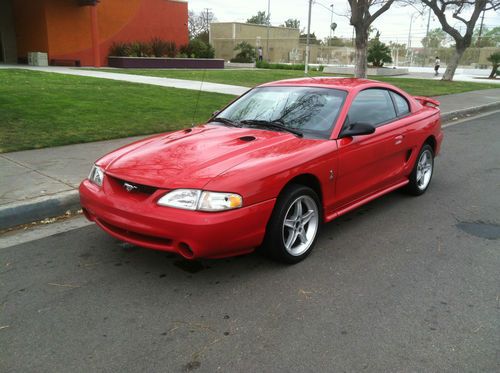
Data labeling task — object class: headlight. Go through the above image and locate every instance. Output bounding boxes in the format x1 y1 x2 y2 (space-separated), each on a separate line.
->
88 165 104 187
157 189 201 210
157 189 242 211
198 191 242 211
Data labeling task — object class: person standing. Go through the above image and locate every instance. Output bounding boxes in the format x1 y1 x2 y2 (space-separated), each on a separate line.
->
258 46 263 62
434 56 441 76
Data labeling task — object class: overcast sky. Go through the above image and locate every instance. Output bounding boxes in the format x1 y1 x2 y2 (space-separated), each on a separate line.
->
188 0 500 47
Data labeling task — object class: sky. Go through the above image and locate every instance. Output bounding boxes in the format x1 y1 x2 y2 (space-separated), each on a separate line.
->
188 0 500 48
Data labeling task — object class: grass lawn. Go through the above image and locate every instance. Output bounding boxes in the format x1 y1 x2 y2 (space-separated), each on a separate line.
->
0 69 234 153
89 68 500 97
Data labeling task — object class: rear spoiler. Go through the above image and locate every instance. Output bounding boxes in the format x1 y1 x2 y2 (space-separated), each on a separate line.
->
414 96 440 107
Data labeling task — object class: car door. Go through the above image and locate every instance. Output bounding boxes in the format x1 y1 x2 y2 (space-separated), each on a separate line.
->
333 88 409 210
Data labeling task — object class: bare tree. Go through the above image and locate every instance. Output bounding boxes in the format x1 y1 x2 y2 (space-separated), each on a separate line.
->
419 0 500 81
347 0 396 78
188 10 216 40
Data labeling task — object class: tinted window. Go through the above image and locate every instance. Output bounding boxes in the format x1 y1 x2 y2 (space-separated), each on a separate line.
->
348 89 396 127
390 91 410 116
216 86 347 139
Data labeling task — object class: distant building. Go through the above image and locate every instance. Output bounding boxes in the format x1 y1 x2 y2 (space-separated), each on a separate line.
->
0 0 188 67
209 22 355 65
210 22 300 63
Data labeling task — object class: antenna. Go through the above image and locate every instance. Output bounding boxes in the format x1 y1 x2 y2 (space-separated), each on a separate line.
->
191 69 207 127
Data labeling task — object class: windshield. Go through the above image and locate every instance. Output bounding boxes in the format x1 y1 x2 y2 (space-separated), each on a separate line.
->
213 86 347 139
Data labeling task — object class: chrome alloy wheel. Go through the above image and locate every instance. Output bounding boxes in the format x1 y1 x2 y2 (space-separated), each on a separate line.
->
416 149 433 190
282 195 319 256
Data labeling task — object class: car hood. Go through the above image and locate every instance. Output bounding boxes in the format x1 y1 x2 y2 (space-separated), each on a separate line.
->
102 124 313 189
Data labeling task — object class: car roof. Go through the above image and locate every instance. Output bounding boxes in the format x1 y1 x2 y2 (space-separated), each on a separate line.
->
258 77 387 91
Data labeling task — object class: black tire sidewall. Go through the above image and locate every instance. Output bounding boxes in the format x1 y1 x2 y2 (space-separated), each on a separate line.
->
263 184 322 264
407 144 434 196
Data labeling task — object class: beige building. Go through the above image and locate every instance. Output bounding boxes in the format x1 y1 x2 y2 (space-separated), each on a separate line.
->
210 22 300 62
209 22 355 65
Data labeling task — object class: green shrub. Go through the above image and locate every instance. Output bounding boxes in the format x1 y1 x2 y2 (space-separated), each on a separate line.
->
232 42 256 63
180 39 215 58
129 41 152 57
109 42 130 57
367 39 392 67
256 61 312 71
150 37 177 57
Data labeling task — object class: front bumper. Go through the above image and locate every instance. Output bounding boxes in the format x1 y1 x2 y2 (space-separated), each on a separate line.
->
79 179 275 259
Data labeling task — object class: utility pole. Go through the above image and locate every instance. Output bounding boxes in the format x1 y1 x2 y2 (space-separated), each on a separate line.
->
329 4 334 44
203 8 212 33
477 9 485 47
305 0 312 74
266 0 270 62
426 7 431 37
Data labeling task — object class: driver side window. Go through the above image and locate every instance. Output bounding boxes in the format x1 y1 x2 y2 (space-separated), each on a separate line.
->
348 89 397 127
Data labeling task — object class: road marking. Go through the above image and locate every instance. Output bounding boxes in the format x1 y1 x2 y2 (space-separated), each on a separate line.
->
442 109 500 129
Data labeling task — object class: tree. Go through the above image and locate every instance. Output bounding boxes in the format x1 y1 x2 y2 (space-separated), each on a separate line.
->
368 38 392 67
475 26 500 47
299 32 321 45
421 28 447 49
487 51 500 78
231 42 257 63
325 36 352 47
282 18 301 29
484 27 500 47
347 0 396 78
188 10 216 40
419 0 500 81
247 11 270 25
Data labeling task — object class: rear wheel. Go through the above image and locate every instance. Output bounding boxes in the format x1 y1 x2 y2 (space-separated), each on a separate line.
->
406 144 434 196
263 184 321 264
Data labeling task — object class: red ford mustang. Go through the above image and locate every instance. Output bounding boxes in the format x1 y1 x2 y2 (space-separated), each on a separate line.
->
80 77 443 263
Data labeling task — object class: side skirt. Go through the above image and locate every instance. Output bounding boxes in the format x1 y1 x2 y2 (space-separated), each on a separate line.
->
324 179 409 222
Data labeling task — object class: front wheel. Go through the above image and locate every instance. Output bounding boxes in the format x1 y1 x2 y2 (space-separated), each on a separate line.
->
263 184 321 264
406 144 434 196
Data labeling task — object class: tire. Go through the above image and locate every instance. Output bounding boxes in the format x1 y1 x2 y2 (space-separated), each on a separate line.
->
406 144 434 196
262 184 321 264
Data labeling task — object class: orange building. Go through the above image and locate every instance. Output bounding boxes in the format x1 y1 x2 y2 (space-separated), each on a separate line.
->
0 0 189 67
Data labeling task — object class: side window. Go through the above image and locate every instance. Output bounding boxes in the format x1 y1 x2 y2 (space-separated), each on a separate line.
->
348 89 397 127
390 91 410 116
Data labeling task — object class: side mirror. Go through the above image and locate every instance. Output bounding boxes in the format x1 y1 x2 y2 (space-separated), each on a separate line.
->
212 110 220 117
339 122 375 138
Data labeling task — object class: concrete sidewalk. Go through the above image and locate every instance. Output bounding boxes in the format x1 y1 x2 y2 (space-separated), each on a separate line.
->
1 87 500 230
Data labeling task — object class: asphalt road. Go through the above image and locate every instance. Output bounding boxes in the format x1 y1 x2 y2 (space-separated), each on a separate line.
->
1 112 499 373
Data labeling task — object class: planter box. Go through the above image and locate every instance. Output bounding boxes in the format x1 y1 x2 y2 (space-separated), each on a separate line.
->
108 56 224 69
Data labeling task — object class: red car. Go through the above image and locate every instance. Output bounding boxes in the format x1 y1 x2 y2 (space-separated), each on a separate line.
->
80 77 443 263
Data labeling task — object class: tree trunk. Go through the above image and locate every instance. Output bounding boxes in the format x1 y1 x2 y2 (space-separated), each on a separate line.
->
442 46 466 81
354 29 368 78
489 64 498 79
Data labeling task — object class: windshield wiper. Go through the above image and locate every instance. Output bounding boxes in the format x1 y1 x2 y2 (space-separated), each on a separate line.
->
209 117 241 127
240 119 303 137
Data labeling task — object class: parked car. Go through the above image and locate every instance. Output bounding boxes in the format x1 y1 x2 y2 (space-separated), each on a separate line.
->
80 77 443 263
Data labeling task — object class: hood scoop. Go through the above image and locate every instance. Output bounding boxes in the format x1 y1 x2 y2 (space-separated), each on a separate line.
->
238 135 256 142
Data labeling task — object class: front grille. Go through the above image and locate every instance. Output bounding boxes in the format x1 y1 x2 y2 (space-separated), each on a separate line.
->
108 176 158 195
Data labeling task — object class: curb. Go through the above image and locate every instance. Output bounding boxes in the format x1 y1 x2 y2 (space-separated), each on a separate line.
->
1 102 499 231
441 101 500 123
0 190 80 231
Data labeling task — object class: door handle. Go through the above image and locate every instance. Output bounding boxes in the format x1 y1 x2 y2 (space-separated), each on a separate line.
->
395 135 404 145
